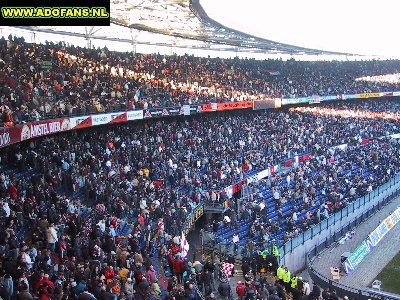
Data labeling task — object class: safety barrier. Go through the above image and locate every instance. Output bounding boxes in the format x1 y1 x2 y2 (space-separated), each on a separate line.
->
301 174 400 300
279 173 400 270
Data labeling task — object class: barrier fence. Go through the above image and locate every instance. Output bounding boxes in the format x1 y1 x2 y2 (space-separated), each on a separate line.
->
299 173 400 300
280 173 400 257
2 93 400 149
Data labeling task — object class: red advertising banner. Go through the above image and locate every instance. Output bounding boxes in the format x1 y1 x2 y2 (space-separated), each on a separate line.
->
270 165 276 175
284 159 293 167
219 101 253 110
202 103 218 112
360 138 378 145
380 92 393 97
202 101 253 112
0 126 23 148
20 118 71 141
0 118 71 149
70 116 92 129
110 112 128 123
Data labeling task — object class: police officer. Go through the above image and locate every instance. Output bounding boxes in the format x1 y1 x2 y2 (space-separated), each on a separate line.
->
291 274 301 300
283 267 291 291
291 273 298 289
272 242 279 258
276 265 285 285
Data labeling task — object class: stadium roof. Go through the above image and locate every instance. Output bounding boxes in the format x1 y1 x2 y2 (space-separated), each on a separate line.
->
11 0 359 57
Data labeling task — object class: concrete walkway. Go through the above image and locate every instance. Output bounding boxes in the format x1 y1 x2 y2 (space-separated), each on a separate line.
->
310 196 400 290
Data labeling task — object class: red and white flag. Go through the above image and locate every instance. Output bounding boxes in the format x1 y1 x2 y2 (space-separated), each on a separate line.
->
221 263 234 279
180 232 189 257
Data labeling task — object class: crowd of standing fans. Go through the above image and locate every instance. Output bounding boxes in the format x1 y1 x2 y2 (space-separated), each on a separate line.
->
0 97 399 299
2 35 400 126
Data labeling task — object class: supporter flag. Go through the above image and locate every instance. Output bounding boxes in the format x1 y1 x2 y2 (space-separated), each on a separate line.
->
270 165 276 175
197 106 203 113
162 109 169 116
179 107 185 115
221 263 234 279
144 110 151 118
224 186 233 199
180 232 189 257
267 69 281 76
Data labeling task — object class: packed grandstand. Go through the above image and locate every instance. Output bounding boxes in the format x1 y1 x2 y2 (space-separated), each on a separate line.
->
1 33 400 300
1 35 400 126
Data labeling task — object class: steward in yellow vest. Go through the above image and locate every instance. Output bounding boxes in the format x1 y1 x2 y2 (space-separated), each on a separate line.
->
277 266 285 280
283 267 291 284
291 275 298 289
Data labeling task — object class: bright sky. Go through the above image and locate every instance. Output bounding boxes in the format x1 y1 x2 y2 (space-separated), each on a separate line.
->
200 0 400 57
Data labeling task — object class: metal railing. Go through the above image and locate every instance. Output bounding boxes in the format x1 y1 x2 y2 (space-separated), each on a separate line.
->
302 174 400 300
280 173 400 257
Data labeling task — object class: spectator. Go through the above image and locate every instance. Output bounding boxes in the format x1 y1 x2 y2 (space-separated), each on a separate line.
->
146 265 157 286
16 282 33 300
46 223 58 254
2 34 400 126
218 280 231 300
236 281 246 300
309 282 321 300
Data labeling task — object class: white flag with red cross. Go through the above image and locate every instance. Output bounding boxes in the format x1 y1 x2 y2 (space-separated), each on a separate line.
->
180 232 189 257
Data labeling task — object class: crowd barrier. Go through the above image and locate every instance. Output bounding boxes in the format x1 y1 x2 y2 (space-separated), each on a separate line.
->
279 173 400 270
295 174 400 300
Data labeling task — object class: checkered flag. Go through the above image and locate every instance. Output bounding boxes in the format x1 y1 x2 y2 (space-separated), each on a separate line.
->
221 263 234 279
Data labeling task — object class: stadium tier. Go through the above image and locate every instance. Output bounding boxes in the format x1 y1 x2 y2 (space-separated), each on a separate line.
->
1 34 400 300
2 36 400 127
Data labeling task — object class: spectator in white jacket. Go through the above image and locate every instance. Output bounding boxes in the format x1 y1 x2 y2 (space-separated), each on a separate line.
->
46 224 58 254
303 281 311 296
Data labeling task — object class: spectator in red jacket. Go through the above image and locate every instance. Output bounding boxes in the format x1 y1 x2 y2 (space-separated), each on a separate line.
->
34 274 55 295
7 182 18 199
173 257 184 282
105 266 115 279
236 281 246 300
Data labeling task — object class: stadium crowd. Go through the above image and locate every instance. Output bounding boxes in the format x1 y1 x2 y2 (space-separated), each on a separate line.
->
0 95 399 299
226 135 400 248
2 35 400 126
